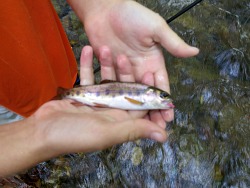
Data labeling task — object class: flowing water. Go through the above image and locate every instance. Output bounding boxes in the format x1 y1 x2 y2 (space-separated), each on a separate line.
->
2 0 249 187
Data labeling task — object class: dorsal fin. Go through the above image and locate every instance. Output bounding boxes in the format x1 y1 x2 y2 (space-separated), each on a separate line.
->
100 79 116 84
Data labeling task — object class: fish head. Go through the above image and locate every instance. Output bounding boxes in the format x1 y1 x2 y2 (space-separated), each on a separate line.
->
145 86 175 109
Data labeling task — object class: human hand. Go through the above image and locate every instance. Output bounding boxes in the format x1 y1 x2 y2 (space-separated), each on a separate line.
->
33 46 167 157
68 0 199 124
0 46 168 177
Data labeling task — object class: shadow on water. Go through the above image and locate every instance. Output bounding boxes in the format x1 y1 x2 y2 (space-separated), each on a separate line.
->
2 0 249 187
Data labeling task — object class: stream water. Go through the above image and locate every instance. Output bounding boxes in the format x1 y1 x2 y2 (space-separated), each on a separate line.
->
2 0 249 187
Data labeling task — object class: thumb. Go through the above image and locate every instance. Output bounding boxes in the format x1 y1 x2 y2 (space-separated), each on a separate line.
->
154 21 199 57
112 119 168 143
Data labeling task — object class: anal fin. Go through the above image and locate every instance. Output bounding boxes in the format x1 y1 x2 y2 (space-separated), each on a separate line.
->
93 103 109 108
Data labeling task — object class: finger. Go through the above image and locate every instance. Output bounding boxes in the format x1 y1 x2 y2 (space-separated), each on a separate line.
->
116 54 135 82
154 21 199 58
154 66 170 92
154 68 174 122
149 110 166 129
111 119 168 143
84 118 168 153
128 110 148 120
141 71 155 87
141 72 171 125
115 55 149 118
161 109 174 122
80 46 94 85
99 46 116 80
143 114 150 120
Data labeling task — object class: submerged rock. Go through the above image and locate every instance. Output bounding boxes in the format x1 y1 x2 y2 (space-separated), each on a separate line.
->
215 49 249 80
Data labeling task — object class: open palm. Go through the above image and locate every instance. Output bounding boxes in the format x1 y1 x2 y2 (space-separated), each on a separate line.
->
82 1 199 122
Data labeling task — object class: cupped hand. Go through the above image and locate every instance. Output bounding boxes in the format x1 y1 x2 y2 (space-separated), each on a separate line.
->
34 99 166 155
0 46 168 177
78 0 199 123
33 46 168 157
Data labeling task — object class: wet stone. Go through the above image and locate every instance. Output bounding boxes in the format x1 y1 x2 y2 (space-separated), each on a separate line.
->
215 49 250 81
131 146 144 166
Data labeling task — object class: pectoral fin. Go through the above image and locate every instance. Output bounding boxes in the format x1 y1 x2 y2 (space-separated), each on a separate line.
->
124 97 144 105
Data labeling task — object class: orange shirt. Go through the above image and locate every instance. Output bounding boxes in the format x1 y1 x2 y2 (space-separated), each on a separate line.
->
0 0 78 117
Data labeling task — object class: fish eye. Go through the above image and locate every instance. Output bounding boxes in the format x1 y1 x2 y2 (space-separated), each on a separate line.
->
160 92 169 99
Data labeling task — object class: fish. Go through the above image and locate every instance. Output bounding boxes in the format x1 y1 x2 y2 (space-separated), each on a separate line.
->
61 80 175 110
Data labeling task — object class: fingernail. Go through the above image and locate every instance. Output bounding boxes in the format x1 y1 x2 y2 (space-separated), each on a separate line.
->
192 47 200 53
150 132 164 142
82 46 92 56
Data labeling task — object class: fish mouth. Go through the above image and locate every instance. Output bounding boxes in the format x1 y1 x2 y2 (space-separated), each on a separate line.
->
162 101 175 109
161 99 175 109
167 103 175 108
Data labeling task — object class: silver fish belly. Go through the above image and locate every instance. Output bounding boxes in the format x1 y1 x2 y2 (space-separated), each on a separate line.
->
61 82 174 110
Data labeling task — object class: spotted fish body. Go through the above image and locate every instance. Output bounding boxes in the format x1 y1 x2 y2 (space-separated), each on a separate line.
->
62 81 174 110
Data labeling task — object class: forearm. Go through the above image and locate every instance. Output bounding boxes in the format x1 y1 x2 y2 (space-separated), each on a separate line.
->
0 117 51 177
67 0 121 23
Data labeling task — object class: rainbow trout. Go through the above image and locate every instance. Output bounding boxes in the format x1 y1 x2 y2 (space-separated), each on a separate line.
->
61 81 174 110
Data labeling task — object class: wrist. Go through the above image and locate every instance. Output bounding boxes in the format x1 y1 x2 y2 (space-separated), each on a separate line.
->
31 114 64 160
15 117 57 169
0 117 50 176
67 0 124 24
